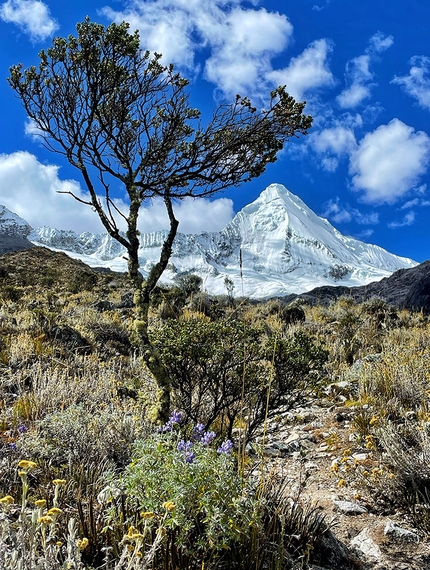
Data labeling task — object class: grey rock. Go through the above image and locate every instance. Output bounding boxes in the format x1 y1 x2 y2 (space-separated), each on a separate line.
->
49 325 91 354
350 527 382 559
92 300 116 312
384 520 419 543
333 500 368 515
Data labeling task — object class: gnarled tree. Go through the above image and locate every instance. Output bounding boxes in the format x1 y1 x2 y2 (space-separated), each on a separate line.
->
8 18 312 420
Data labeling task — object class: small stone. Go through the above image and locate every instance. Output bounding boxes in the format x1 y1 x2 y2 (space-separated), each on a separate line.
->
384 520 419 543
350 527 382 559
263 447 283 457
333 500 368 515
271 441 290 453
405 411 417 422
319 444 329 451
285 432 301 444
300 439 317 450
352 453 369 462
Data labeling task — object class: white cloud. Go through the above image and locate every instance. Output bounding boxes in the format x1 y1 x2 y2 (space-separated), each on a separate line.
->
268 39 335 101
388 211 416 228
400 198 419 209
392 56 430 110
310 126 357 155
101 1 293 96
0 0 58 42
349 119 430 204
0 152 103 233
139 196 234 234
312 0 331 10
322 198 379 225
356 229 374 239
0 152 234 234
337 71 373 108
369 31 394 53
101 1 334 101
337 32 393 109
204 7 292 96
308 126 356 171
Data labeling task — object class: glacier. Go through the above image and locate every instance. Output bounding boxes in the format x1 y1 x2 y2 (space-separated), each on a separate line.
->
27 183 417 299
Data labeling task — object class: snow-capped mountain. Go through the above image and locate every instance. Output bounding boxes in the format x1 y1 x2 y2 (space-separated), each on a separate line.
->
0 205 32 237
25 184 417 298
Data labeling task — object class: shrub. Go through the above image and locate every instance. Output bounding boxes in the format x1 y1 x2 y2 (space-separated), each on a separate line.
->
16 404 143 469
114 413 257 568
151 318 328 439
174 274 203 298
151 317 265 436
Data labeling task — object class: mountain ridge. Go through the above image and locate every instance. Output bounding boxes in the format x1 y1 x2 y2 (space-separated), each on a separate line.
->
2 183 418 299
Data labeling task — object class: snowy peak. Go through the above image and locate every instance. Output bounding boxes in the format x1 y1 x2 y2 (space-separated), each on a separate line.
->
0 206 32 237
24 183 418 298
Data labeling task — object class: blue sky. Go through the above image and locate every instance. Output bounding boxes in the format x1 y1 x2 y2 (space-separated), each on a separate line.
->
0 0 430 262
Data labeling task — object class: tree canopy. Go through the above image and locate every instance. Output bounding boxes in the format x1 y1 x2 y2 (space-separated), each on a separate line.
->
8 18 312 419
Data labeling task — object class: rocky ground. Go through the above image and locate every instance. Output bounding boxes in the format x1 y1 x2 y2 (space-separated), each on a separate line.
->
253 388 430 569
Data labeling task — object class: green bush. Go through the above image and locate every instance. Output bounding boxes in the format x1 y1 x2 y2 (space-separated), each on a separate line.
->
151 318 328 439
116 414 257 568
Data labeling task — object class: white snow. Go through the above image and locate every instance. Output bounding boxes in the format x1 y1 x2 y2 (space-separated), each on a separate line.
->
28 183 417 299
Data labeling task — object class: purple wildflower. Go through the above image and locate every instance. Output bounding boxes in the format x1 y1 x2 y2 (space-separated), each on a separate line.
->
202 431 216 445
217 440 233 454
177 440 193 452
169 411 182 424
157 411 182 433
18 424 27 434
194 423 205 435
185 451 195 464
9 443 17 452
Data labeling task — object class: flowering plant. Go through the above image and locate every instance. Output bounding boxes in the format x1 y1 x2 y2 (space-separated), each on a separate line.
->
118 412 258 562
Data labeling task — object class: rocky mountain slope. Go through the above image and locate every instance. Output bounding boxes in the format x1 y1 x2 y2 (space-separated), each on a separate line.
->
0 205 34 254
282 260 430 314
27 184 416 298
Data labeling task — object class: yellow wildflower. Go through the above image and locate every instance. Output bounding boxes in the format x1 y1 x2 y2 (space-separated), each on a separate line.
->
337 479 346 488
47 507 62 516
140 511 156 519
77 538 89 550
38 516 54 525
52 479 67 486
162 501 175 511
135 551 143 558
35 499 47 508
0 495 14 505
18 460 37 470
56 541 63 548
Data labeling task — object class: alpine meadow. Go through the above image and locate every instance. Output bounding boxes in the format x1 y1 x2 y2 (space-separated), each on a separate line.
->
1 11 430 570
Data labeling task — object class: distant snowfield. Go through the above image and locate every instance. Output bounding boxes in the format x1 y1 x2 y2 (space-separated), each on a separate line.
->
29 184 417 299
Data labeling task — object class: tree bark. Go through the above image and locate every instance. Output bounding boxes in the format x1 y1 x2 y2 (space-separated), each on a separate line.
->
132 195 179 422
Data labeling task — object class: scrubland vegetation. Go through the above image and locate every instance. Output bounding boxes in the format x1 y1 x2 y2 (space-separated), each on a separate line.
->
0 249 429 568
